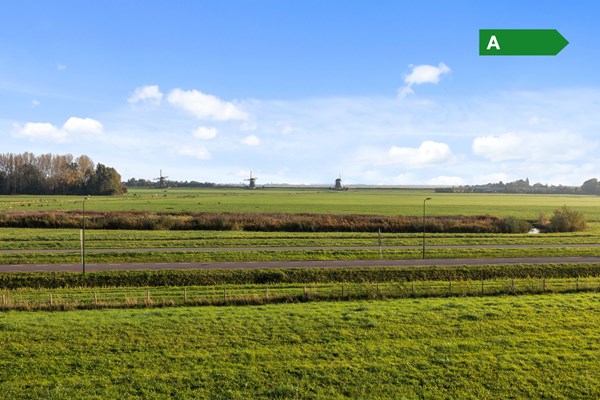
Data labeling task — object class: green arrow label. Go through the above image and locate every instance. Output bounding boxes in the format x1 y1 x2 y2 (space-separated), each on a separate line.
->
479 29 568 56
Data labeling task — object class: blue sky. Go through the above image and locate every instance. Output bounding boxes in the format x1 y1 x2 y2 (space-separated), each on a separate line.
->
2 1 599 185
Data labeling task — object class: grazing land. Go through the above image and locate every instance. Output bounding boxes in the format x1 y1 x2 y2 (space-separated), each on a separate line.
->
1 189 599 399
1 188 600 220
0 293 598 399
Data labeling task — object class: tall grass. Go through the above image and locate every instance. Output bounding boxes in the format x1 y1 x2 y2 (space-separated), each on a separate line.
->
0 210 532 233
0 264 598 289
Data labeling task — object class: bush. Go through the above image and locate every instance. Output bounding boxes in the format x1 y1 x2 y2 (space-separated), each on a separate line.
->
500 216 532 233
549 206 587 232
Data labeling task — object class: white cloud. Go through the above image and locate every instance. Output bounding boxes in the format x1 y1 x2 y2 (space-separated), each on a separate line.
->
241 134 260 146
279 123 293 135
175 145 211 160
31 100 40 107
168 88 248 121
63 117 103 135
240 121 257 131
128 85 164 105
13 122 68 142
428 176 465 186
387 141 455 168
56 63 67 71
192 126 218 140
398 62 450 97
472 132 595 162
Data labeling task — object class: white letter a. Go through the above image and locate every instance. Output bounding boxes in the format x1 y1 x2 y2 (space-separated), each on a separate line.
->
487 35 500 50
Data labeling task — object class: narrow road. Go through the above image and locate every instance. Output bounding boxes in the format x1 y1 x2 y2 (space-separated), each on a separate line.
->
1 256 599 272
2 243 600 254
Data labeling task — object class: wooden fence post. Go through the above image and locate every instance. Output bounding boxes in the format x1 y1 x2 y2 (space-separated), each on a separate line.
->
411 282 415 297
576 276 579 291
94 292 98 305
184 288 187 304
481 278 484 295
543 277 547 292
448 280 452 295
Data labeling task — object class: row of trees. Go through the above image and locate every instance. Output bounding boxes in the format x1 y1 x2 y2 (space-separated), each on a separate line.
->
437 178 600 195
124 178 219 188
0 152 126 195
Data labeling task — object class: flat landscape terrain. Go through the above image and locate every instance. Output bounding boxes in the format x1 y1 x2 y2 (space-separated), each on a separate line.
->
1 293 598 399
1 188 599 399
1 187 600 219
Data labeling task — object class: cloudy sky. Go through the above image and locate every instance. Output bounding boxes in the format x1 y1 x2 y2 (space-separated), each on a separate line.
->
2 1 599 185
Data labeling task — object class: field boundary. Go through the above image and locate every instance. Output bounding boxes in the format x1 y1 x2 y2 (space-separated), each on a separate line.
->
1 276 599 311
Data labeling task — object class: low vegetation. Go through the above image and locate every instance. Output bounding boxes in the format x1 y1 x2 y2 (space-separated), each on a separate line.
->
0 293 598 398
0 210 543 233
549 205 587 232
1 264 598 289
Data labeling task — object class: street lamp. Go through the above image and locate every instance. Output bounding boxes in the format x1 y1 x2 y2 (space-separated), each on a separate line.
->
81 197 87 274
422 197 432 259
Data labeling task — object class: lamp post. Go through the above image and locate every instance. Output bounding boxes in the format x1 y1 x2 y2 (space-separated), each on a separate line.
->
422 197 432 259
81 197 87 274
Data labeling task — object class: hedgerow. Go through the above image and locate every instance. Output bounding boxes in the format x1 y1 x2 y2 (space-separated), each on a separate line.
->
0 264 598 289
0 211 539 233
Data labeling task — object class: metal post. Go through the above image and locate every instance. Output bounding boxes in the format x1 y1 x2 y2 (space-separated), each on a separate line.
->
82 198 86 275
422 197 432 259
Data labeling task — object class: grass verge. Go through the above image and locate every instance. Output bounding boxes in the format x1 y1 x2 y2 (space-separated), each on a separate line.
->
0 293 598 399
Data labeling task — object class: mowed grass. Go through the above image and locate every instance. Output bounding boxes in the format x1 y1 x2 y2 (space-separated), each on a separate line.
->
2 188 600 220
2 226 600 251
0 293 598 399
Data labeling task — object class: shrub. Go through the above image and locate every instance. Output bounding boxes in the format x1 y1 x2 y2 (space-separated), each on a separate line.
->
500 216 532 233
549 206 587 232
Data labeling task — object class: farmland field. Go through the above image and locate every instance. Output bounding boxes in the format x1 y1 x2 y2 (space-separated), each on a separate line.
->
0 293 598 399
1 189 600 399
2 187 600 220
1 188 600 264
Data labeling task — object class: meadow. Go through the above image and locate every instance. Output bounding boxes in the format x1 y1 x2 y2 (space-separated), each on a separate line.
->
1 188 600 398
0 293 598 399
1 187 600 220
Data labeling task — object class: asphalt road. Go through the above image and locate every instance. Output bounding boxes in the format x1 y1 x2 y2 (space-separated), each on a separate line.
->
2 256 600 273
2 243 600 254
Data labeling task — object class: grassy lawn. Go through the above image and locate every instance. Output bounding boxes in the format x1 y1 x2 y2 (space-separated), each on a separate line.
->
1 225 600 251
0 292 598 399
2 188 600 220
4 246 600 265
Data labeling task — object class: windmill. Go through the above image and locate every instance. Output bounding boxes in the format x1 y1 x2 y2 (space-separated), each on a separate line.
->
154 170 169 188
334 173 344 190
245 171 257 189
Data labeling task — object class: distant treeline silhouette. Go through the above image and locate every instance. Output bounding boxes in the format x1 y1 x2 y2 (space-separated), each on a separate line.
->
437 177 600 194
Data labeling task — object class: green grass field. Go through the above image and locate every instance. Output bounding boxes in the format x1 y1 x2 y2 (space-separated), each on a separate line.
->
0 293 598 399
1 189 600 399
2 188 600 220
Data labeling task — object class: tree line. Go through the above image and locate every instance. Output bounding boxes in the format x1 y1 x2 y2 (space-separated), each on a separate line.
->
0 152 126 195
436 178 600 195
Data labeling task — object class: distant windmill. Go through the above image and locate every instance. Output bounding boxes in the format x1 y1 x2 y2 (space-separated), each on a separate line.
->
245 171 258 189
334 174 344 190
154 169 169 188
